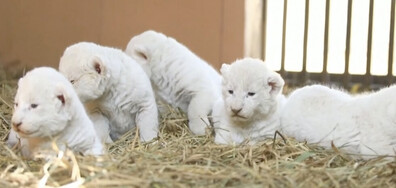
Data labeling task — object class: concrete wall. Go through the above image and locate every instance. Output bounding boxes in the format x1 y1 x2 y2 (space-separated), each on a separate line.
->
0 0 244 70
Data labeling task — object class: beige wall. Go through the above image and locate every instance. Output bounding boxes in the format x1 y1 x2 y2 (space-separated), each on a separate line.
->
0 0 244 70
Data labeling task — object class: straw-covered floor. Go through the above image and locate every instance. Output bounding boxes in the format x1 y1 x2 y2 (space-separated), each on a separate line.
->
0 66 395 188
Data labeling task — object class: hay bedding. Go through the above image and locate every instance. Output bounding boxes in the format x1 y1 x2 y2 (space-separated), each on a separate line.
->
0 67 395 188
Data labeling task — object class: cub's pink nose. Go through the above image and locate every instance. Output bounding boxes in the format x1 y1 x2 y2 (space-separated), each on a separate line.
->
231 108 242 114
12 122 22 128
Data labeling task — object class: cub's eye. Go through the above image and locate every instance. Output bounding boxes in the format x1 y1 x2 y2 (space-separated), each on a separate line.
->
31 104 38 109
247 92 255 97
70 80 75 84
14 103 18 108
228 90 234 94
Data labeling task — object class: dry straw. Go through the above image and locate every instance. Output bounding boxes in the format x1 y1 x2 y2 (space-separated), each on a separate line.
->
0 66 395 188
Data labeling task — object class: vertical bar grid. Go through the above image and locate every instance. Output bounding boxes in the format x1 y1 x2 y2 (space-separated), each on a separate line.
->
365 0 374 88
262 0 268 61
388 0 395 84
263 0 395 88
280 0 288 76
301 0 310 84
322 0 330 82
344 0 353 88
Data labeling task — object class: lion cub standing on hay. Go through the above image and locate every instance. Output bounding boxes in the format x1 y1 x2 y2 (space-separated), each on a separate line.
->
281 85 396 158
212 58 286 145
7 67 104 158
125 30 221 135
59 42 159 142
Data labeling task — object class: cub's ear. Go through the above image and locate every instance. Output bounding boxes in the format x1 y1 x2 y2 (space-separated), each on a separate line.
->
54 83 71 106
17 77 24 87
220 64 231 75
92 56 106 75
132 45 149 62
267 72 285 97
137 47 148 60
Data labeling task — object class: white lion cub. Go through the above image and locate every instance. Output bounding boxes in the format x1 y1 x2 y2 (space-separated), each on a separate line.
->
212 58 286 145
59 42 159 142
281 85 396 158
125 30 221 135
8 67 104 158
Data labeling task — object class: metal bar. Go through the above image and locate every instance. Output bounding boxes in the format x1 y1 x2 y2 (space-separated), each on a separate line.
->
322 0 330 83
283 72 391 89
388 0 395 84
261 0 268 61
365 0 374 89
344 0 353 89
280 0 288 76
301 0 310 84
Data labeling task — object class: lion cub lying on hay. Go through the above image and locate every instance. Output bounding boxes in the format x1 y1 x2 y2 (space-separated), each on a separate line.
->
213 58 286 145
59 42 159 142
125 30 221 135
281 85 396 159
7 67 104 158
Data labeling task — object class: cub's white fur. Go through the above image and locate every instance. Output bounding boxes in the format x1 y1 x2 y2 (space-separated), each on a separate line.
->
125 30 221 135
212 58 285 145
8 67 104 158
59 42 159 142
280 85 396 158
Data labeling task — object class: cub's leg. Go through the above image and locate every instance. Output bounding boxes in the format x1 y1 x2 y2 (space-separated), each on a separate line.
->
85 136 105 156
136 102 159 142
187 91 215 135
214 127 233 145
7 129 19 148
89 112 113 144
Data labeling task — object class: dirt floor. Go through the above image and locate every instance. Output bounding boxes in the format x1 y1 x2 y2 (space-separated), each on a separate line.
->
0 66 395 187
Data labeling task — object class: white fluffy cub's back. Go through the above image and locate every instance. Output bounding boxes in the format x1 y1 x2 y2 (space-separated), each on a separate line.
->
280 84 396 158
125 30 221 107
213 58 285 145
125 30 221 135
